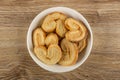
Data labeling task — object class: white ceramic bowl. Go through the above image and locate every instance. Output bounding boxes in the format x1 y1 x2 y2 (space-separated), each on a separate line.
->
27 7 93 73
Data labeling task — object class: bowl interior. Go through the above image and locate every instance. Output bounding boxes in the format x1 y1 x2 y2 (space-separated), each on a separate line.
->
27 7 93 73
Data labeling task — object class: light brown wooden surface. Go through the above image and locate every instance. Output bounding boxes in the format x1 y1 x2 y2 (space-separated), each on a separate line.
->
0 0 120 80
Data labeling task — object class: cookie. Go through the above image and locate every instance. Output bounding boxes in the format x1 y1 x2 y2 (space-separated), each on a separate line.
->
56 19 67 37
65 18 87 42
42 12 67 32
45 33 59 46
34 44 62 65
33 28 46 47
58 38 78 66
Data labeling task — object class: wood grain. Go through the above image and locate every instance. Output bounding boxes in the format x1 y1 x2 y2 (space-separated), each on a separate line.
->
0 0 120 80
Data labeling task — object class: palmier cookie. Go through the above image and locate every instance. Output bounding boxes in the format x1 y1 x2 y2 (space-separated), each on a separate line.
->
34 44 62 65
45 33 59 46
58 38 78 66
56 19 67 37
77 38 87 53
65 18 87 42
33 28 46 47
42 12 67 32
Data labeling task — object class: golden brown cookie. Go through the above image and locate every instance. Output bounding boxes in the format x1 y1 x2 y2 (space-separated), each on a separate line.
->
65 18 87 42
42 12 67 32
34 44 62 65
58 38 78 66
45 33 59 46
33 28 46 47
65 18 79 31
77 38 87 53
56 19 67 37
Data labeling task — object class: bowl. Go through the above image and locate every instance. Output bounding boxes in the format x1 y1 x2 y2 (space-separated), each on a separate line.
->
27 7 93 73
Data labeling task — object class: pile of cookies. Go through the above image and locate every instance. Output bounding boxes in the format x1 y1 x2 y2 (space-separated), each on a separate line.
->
33 12 88 66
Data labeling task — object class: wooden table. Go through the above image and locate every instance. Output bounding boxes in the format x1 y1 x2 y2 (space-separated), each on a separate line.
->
0 0 120 80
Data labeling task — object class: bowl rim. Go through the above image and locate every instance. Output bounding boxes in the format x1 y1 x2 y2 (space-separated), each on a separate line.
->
27 7 93 73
